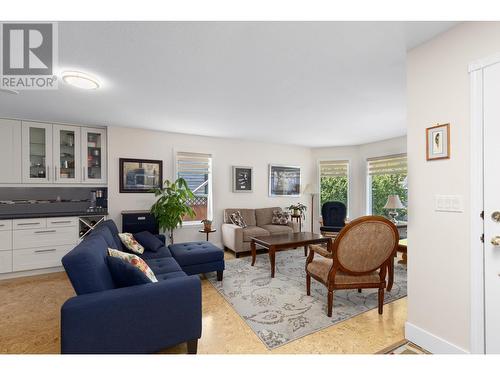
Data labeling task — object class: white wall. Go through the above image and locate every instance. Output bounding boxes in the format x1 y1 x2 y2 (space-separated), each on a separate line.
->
107 126 314 245
406 22 500 353
311 136 406 230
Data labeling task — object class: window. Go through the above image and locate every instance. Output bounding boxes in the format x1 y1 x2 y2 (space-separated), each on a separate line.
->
319 160 349 212
367 154 408 221
176 151 213 223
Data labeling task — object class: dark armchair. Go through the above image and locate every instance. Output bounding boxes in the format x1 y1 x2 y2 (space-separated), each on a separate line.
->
319 201 347 236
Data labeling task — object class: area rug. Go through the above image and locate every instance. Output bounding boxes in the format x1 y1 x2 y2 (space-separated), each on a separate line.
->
377 340 429 354
207 249 407 350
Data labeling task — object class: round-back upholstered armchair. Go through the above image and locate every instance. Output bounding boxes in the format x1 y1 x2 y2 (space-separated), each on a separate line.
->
306 216 399 317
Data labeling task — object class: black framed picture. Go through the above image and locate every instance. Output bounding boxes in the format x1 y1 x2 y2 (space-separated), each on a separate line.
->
232 166 253 193
119 158 163 193
269 164 301 197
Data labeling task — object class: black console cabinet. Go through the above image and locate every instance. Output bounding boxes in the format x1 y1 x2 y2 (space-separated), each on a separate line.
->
121 210 159 234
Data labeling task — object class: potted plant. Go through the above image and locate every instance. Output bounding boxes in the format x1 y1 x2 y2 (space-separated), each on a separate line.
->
286 203 307 219
201 219 212 232
150 178 195 244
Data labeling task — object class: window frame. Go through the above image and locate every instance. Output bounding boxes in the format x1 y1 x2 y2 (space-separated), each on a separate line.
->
365 153 408 217
317 158 351 218
174 150 214 226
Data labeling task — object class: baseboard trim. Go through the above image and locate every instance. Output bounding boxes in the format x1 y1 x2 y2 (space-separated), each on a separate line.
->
405 322 469 354
0 266 64 281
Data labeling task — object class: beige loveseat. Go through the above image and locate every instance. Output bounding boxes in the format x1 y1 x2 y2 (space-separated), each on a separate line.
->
221 207 299 257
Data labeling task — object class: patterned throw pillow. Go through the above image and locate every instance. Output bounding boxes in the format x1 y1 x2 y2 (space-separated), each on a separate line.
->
229 211 247 228
272 210 290 225
118 233 144 254
108 248 158 282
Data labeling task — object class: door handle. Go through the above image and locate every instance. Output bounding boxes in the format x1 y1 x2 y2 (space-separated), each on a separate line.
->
34 230 56 234
491 236 500 246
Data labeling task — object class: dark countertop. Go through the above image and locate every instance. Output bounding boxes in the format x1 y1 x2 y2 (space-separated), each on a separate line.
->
0 211 108 220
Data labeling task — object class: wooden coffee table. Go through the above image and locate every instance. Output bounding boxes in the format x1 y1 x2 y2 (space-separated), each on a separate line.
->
250 232 331 278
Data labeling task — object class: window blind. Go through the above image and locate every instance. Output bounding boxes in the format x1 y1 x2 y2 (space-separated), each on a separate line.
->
319 160 349 177
367 154 407 175
176 152 212 194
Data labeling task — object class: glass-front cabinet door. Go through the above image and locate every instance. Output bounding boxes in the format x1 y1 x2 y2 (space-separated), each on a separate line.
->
81 127 107 184
53 124 80 183
21 121 53 183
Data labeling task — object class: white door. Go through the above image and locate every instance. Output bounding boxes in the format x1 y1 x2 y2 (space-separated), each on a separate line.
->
53 124 81 183
21 121 53 183
483 61 500 353
81 127 107 184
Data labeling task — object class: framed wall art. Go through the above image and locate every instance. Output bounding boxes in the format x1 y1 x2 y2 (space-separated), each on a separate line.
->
232 166 253 193
268 164 301 197
119 158 163 193
426 123 450 161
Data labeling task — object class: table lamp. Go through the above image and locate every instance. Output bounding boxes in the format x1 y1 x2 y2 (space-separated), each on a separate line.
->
383 195 405 223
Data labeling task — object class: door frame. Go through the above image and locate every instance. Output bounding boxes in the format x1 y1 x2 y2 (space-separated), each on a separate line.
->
468 52 500 354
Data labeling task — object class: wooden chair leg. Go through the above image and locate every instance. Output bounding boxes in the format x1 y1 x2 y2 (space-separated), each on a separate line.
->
378 287 384 314
306 274 311 295
327 290 333 317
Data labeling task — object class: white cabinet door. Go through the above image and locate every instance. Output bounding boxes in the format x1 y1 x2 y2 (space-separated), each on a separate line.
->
81 127 107 184
22 121 53 183
0 119 22 183
53 124 81 183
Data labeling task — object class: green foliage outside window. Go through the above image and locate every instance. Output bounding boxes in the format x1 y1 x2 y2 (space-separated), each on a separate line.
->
320 176 348 207
370 174 408 220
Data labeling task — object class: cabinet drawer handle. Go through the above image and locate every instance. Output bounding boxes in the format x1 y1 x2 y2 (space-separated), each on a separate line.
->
51 220 72 224
137 217 146 220
18 222 41 226
34 230 56 234
0 224 5 227
35 249 57 253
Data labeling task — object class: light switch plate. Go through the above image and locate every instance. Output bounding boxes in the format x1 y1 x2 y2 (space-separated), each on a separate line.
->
435 195 464 212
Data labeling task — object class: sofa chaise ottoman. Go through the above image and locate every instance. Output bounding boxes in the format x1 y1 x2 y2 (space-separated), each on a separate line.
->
60 219 224 354
169 241 224 281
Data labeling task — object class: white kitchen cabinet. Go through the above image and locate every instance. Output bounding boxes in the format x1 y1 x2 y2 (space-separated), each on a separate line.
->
16 120 107 185
0 250 12 274
53 124 81 183
21 121 53 183
0 119 22 183
81 127 107 184
12 245 72 272
0 216 78 276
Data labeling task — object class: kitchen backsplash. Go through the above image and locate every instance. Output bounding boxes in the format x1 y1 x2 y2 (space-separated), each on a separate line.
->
0 187 107 217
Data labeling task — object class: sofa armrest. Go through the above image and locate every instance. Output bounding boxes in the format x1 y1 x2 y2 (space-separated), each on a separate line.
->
155 233 166 244
287 221 300 233
221 223 243 252
61 275 201 354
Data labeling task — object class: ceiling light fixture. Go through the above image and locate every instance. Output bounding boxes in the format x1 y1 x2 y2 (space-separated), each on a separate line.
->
62 71 100 90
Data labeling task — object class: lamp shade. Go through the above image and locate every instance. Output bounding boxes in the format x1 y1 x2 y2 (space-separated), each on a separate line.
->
383 195 405 209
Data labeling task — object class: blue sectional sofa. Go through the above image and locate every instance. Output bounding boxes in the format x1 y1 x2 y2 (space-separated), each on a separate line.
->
60 220 225 354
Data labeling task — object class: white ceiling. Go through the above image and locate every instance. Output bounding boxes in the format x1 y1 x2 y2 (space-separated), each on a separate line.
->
0 21 458 147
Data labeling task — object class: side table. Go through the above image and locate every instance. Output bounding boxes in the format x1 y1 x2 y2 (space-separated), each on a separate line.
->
290 214 302 232
199 229 216 241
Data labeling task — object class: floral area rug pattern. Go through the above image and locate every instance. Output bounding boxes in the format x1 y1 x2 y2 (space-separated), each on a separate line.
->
207 249 407 350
